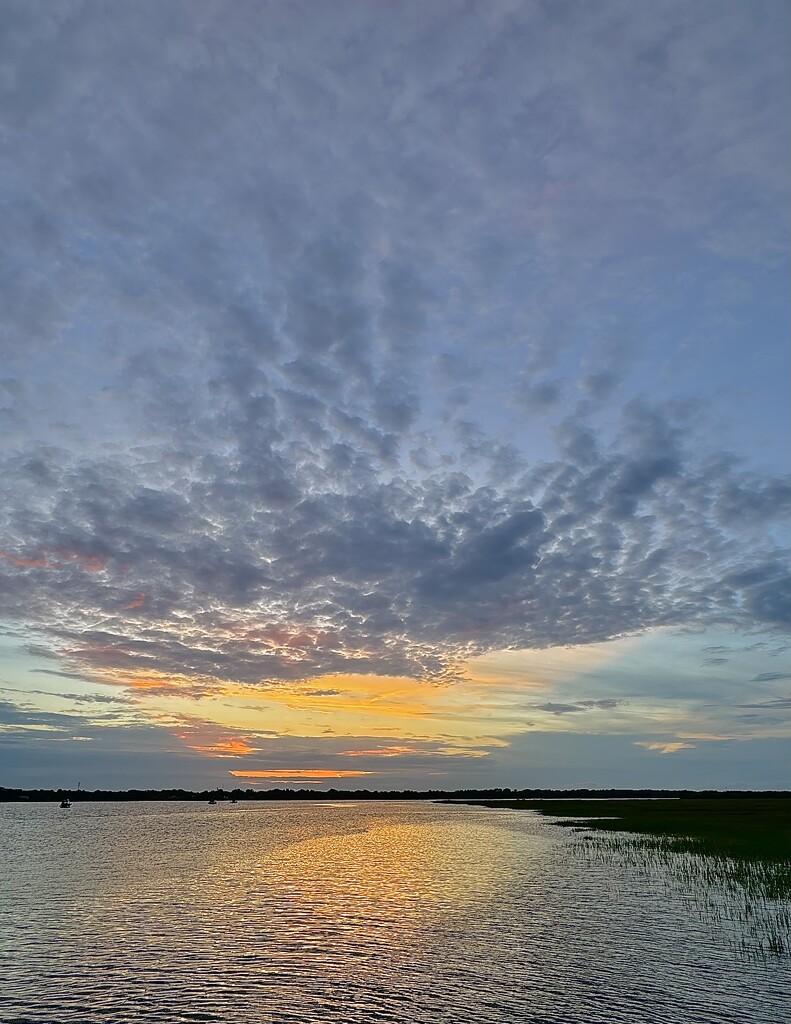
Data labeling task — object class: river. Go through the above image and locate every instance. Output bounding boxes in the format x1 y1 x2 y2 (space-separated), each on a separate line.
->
0 800 786 1023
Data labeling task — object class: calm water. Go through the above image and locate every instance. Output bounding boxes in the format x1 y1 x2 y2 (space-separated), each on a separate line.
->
0 801 786 1023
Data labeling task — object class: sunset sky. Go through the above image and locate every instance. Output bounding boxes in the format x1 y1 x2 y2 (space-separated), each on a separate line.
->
1 0 788 792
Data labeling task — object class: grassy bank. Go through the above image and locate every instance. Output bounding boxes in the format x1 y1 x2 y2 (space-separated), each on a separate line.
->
453 797 791 956
453 798 791 863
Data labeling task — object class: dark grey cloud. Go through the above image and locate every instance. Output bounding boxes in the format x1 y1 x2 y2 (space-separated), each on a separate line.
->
516 379 564 414
579 371 621 402
53 691 136 706
529 703 583 716
1 683 133 705
0 699 76 730
0 696 132 736
29 668 91 681
734 698 791 710
529 699 624 716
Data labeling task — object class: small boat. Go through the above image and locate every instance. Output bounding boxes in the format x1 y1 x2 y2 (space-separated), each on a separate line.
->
208 798 217 805
60 797 71 808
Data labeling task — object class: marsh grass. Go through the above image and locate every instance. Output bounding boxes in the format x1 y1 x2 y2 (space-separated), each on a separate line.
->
462 798 791 862
461 798 791 960
573 832 791 960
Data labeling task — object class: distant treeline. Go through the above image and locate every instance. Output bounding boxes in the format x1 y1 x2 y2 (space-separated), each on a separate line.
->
1 786 788 802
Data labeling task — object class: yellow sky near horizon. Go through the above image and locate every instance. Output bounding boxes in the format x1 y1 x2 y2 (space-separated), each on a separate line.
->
3 627 787 781
77 637 635 760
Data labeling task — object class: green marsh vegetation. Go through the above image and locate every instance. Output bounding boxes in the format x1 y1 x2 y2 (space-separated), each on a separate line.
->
464 798 791 959
462 798 790 865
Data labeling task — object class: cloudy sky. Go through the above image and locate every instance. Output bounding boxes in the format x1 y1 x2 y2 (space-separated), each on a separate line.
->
1 0 788 792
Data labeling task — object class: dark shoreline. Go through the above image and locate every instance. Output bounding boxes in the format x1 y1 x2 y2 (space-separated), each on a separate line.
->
448 796 791 864
2 785 789 803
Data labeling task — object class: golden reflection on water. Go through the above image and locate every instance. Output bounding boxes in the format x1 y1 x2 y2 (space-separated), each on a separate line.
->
214 813 544 973
2 802 788 1024
56 803 542 977
267 820 528 915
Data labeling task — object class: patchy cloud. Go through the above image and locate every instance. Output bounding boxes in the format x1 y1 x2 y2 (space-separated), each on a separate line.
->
733 698 791 711
0 397 787 689
635 741 697 755
529 699 624 716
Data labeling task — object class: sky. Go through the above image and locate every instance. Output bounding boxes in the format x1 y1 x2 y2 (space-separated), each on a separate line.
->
0 0 789 793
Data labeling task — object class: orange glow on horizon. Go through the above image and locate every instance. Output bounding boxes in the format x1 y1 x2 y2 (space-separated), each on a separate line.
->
341 745 489 758
227 674 443 723
180 737 257 756
100 667 523 752
229 769 374 779
129 677 176 690
342 746 422 757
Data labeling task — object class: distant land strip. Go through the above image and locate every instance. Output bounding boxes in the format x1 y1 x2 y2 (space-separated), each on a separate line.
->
2 786 789 802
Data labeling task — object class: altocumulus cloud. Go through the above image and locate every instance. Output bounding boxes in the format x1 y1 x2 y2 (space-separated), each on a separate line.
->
0 0 788 694
1 398 786 688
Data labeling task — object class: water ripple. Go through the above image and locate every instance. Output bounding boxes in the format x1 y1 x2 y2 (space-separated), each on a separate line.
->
0 801 786 1023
